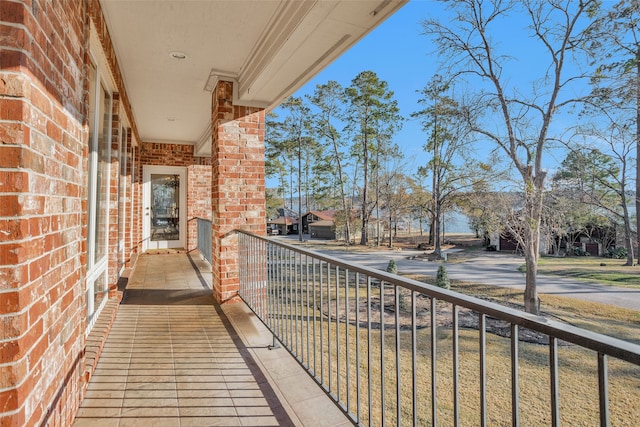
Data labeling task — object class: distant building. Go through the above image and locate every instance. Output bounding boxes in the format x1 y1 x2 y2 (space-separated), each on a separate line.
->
267 216 299 235
302 210 338 239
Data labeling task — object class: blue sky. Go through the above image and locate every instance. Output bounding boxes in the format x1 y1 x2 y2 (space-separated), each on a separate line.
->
278 0 605 180
285 1 437 172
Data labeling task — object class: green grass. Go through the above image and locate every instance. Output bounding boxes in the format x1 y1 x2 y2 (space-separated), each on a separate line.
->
538 256 640 288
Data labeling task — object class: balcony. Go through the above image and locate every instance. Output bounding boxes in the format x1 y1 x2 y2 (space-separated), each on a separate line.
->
75 228 640 426
235 231 640 426
73 252 351 426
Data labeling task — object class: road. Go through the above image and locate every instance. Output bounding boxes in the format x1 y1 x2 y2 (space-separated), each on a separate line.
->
298 245 640 312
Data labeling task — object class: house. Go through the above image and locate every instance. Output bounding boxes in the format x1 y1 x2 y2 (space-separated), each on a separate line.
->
302 210 337 239
267 216 299 235
0 1 406 425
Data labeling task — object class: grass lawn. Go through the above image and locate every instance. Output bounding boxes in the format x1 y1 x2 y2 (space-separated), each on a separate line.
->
268 262 640 426
538 256 640 288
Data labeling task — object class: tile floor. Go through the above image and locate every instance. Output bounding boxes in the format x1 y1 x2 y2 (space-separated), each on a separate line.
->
73 253 351 427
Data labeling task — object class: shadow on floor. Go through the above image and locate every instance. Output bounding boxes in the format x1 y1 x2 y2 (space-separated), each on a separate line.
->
75 252 295 426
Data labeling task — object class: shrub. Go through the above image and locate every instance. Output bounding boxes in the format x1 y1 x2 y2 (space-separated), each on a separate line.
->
436 264 450 290
386 259 398 274
605 247 627 259
573 247 590 256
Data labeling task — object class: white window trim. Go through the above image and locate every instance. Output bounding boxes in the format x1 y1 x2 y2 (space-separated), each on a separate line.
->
86 25 116 334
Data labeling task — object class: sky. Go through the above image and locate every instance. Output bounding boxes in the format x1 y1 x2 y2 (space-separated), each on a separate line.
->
283 0 439 173
278 0 603 178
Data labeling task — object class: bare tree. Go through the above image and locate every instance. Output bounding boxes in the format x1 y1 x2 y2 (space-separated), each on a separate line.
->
422 0 597 313
587 0 640 264
554 123 636 265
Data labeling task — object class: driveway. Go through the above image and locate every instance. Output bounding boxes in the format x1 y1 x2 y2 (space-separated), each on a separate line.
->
304 246 640 312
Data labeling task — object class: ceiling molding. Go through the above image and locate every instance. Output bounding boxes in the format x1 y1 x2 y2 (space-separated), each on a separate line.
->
238 1 316 100
194 122 212 157
204 69 269 109
273 33 351 107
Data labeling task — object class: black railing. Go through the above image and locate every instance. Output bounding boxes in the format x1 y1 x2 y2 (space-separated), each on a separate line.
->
236 230 640 426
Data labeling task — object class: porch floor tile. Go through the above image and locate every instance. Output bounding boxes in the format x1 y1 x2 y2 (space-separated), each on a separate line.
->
73 253 350 427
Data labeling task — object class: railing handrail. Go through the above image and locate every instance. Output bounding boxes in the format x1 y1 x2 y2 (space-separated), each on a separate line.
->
236 230 640 366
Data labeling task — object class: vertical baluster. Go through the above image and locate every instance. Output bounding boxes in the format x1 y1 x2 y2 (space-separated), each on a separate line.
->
313 258 317 377
395 285 401 427
511 324 520 427
328 262 332 392
346 269 351 413
356 272 362 424
381 281 386 427
598 353 609 427
306 254 310 369
412 291 417 427
480 313 486 427
431 297 437 426
320 261 325 386
288 248 293 348
550 336 560 427
367 276 373 427
336 265 341 401
453 304 459 427
292 252 301 360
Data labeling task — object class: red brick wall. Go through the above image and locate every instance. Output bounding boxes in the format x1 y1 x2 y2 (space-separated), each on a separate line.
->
211 80 266 304
188 161 213 252
0 1 87 426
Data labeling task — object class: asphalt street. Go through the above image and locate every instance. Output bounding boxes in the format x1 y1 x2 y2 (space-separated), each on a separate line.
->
300 245 640 312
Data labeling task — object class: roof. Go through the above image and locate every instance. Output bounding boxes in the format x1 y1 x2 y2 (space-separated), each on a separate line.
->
268 216 297 225
304 210 336 221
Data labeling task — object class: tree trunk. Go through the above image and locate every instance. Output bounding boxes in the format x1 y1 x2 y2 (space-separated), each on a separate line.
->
524 246 540 315
298 137 303 242
635 50 640 265
433 196 442 258
360 138 369 246
621 184 635 265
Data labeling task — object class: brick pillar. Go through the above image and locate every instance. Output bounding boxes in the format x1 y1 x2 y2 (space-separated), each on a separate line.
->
211 81 266 304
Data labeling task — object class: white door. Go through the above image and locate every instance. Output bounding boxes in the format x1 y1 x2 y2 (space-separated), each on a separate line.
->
143 165 187 250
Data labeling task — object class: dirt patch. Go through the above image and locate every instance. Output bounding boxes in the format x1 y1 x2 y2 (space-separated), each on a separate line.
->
317 286 552 345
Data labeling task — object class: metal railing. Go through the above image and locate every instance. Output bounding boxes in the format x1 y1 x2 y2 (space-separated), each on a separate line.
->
197 218 212 264
236 230 640 426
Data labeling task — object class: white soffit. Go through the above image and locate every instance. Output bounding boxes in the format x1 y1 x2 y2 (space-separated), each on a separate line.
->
99 0 407 152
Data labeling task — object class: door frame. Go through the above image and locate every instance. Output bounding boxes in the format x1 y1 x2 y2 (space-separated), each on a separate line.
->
142 165 187 251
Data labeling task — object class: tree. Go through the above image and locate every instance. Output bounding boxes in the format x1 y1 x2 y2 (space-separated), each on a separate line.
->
554 124 636 265
422 0 598 314
278 97 315 241
413 75 491 258
380 171 414 248
436 264 450 289
308 81 353 244
587 0 640 264
408 182 432 238
344 71 403 245
265 112 291 214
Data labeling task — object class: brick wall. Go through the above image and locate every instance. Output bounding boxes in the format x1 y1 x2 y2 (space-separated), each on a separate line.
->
0 1 87 425
211 80 266 304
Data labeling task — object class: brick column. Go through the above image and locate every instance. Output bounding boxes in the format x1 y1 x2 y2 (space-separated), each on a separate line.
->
211 81 266 303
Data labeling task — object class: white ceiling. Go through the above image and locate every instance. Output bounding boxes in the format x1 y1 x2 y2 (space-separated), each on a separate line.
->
99 0 407 154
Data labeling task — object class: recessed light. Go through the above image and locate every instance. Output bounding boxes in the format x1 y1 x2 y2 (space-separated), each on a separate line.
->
170 51 187 60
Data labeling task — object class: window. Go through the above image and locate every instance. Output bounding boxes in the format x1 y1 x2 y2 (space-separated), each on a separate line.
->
86 58 112 330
